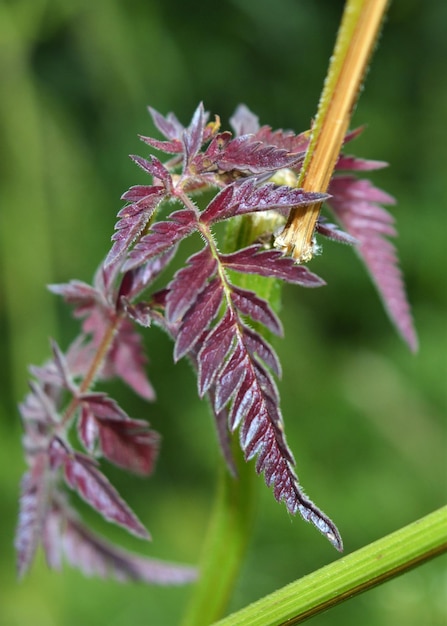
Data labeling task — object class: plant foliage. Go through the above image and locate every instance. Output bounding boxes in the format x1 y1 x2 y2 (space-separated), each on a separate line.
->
15 103 417 582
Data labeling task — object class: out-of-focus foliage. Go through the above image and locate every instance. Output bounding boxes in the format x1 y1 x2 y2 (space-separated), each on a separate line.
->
0 1 445 625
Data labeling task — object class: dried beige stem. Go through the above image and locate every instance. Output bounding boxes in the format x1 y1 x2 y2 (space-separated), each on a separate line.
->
275 0 390 262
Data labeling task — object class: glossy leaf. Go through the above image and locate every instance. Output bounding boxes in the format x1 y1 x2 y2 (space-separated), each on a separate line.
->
222 244 325 287
201 179 328 224
105 186 166 267
52 439 150 539
174 278 224 361
166 246 217 324
123 209 198 271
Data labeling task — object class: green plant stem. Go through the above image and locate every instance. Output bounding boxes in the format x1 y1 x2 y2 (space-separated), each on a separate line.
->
181 443 257 626
213 506 447 626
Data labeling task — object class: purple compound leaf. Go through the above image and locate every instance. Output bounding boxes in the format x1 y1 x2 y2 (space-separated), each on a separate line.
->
210 134 304 175
15 455 50 578
104 317 156 400
197 308 236 397
123 209 198 271
230 104 310 154
328 175 418 351
122 301 153 328
242 324 282 377
105 186 167 268
43 505 197 584
195 306 343 550
166 246 217 324
230 285 283 336
200 179 328 224
48 279 98 307
183 102 206 166
148 106 185 142
78 393 160 475
335 154 388 171
173 278 224 361
129 155 172 191
118 247 177 302
96 418 160 476
222 244 325 287
229 104 260 136
316 217 358 245
51 438 150 539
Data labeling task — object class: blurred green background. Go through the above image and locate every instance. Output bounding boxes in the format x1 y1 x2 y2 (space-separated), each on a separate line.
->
0 0 446 624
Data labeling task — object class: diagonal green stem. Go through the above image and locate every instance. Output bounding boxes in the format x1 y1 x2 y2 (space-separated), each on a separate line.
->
212 506 447 626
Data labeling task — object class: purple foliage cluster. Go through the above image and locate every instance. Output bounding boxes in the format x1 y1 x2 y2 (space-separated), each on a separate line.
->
16 103 417 583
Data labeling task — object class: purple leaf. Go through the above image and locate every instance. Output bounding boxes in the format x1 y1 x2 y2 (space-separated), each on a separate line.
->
222 244 326 287
207 390 237 477
253 126 310 154
78 407 99 453
121 185 161 202
328 176 418 351
75 304 155 399
197 309 236 396
316 218 358 245
78 394 160 475
53 439 150 539
28 360 67 390
231 285 283 336
183 102 206 165
15 455 50 578
174 278 224 361
242 325 282 376
44 506 197 584
166 246 217 324
118 247 176 301
105 318 156 400
79 393 129 420
129 155 172 190
138 135 184 155
214 342 247 412
224 340 342 550
211 134 304 175
230 104 311 153
97 418 160 476
148 106 185 141
229 104 260 136
335 154 388 171
200 179 328 224
105 186 167 267
21 380 59 426
196 306 344 550
123 209 197 271
48 280 98 306
50 339 74 390
123 301 153 327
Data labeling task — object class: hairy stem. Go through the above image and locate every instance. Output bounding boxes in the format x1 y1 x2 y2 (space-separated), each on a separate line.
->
213 506 447 626
61 314 122 428
276 0 390 261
